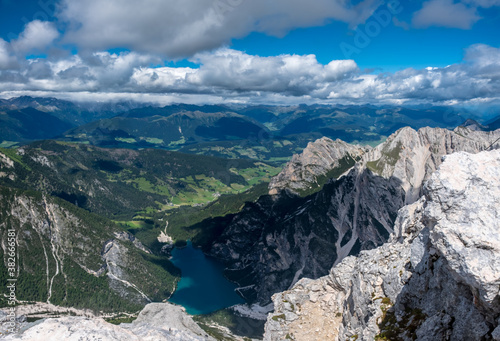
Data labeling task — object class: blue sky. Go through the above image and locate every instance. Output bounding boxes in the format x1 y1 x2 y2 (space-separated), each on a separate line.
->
0 0 55 40
231 1 500 72
231 20 500 72
0 0 499 109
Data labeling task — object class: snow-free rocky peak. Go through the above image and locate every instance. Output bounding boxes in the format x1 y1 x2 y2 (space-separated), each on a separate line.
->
268 137 368 195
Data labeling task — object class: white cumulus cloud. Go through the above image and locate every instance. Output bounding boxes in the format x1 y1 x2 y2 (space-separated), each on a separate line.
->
128 49 359 97
0 45 500 107
11 20 60 54
0 39 16 70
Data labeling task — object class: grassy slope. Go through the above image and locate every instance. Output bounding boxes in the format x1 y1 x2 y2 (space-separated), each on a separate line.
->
127 182 271 253
0 141 279 220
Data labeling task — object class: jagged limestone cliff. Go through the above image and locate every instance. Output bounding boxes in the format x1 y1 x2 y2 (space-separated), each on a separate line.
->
265 149 500 341
206 126 500 305
268 137 368 196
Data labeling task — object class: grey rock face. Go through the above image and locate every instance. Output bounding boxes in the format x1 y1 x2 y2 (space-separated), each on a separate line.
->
207 126 500 305
4 303 215 341
426 151 500 306
265 149 500 341
268 137 368 195
114 231 151 254
362 126 500 203
0 151 15 168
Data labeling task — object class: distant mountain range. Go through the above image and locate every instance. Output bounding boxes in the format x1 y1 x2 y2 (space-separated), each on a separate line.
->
3 96 499 162
67 103 477 151
0 107 74 144
64 110 268 150
0 96 144 125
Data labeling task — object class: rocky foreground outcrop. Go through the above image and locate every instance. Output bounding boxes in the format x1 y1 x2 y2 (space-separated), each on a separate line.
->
4 303 215 341
265 149 500 340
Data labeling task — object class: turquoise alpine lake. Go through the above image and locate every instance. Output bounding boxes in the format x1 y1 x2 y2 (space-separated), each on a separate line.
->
168 241 245 315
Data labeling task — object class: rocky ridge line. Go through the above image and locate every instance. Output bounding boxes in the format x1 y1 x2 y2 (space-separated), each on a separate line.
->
268 137 368 195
